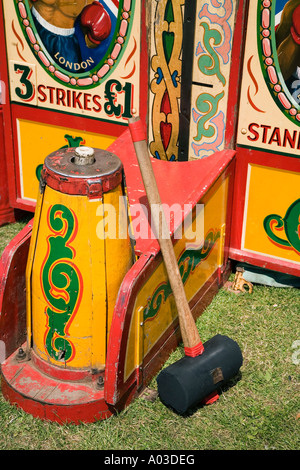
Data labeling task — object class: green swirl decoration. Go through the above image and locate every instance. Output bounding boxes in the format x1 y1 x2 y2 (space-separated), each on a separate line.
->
263 199 300 254
42 204 82 362
194 91 224 142
198 22 226 85
144 229 220 322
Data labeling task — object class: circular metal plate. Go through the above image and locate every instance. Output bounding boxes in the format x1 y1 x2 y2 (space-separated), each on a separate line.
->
44 147 122 179
42 147 123 196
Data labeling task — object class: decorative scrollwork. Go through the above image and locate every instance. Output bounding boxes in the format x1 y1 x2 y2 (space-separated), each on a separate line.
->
144 228 220 322
41 204 83 363
149 0 184 161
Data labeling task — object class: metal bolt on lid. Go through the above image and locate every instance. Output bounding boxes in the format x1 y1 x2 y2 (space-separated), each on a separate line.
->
73 146 95 166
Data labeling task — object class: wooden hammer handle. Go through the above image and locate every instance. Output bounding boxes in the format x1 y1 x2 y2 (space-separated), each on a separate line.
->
128 117 203 354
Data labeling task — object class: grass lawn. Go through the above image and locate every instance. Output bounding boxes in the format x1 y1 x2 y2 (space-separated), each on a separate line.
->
0 218 299 450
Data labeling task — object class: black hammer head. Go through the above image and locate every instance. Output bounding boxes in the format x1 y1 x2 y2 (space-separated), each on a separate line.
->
156 334 243 415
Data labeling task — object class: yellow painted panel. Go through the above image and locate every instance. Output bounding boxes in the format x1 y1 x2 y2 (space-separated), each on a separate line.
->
25 187 44 349
31 187 107 369
16 118 116 202
124 176 229 380
103 186 133 342
243 165 300 264
88 198 109 369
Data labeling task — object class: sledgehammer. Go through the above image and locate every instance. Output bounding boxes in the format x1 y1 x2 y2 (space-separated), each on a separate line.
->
128 117 243 415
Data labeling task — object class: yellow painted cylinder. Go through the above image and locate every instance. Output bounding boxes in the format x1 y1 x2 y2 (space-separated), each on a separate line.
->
27 147 133 372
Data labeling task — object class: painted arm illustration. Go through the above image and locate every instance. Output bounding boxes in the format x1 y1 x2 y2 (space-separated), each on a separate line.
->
29 0 111 72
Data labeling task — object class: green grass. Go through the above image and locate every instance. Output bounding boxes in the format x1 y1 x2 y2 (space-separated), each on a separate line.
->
0 219 299 450
0 215 32 254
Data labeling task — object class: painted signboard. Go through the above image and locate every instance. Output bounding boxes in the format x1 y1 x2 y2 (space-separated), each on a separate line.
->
1 0 141 207
237 0 300 155
6 0 140 119
231 0 300 275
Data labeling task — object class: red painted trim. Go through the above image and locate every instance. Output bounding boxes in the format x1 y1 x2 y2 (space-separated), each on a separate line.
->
1 354 114 424
128 117 146 142
184 342 204 358
138 0 148 126
104 252 152 405
0 220 33 359
31 349 93 382
229 247 300 277
222 158 236 281
202 391 220 405
0 108 16 225
1 367 137 424
225 0 249 148
0 1 18 211
1 376 110 425
236 146 300 171
11 103 126 137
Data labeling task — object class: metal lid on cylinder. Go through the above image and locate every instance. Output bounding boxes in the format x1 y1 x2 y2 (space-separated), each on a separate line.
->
42 146 123 197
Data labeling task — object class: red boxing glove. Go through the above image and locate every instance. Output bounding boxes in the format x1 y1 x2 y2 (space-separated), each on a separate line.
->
291 5 300 45
80 1 111 46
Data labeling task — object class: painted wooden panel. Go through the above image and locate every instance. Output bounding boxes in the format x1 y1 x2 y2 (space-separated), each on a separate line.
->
29 183 132 370
4 0 140 121
242 164 300 265
15 117 117 202
123 174 229 382
237 0 300 156
187 0 238 160
148 0 184 161
230 1 300 274
1 0 142 210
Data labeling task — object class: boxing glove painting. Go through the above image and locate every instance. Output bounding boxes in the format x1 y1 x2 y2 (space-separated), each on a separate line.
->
276 1 300 81
80 1 112 48
29 0 114 73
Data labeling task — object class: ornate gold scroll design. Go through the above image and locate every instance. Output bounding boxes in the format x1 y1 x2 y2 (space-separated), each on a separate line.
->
149 0 184 161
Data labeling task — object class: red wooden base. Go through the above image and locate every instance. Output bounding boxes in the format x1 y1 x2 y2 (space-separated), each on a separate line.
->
1 345 134 424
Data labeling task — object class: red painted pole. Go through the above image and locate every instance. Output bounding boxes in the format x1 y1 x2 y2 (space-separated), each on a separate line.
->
0 104 15 226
